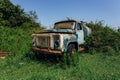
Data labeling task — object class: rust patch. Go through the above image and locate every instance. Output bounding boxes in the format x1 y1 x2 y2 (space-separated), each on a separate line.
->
33 47 62 55
79 47 85 51
0 52 12 59
68 33 73 36
0 52 6 57
0 52 6 59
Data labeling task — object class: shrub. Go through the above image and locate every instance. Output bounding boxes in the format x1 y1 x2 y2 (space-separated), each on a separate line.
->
0 26 43 60
85 21 120 53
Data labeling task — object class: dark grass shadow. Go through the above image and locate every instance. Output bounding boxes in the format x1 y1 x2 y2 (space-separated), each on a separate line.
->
25 51 63 66
36 53 63 65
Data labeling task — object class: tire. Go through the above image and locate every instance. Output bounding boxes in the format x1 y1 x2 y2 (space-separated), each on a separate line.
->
67 44 76 59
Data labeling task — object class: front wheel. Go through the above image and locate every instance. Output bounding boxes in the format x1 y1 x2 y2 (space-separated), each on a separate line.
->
67 44 76 59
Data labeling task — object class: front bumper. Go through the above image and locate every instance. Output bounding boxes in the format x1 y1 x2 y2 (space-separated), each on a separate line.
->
32 47 62 55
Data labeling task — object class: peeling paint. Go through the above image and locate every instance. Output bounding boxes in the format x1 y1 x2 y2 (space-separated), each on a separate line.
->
32 20 91 54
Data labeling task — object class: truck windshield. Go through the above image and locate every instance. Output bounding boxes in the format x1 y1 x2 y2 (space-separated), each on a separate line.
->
54 22 75 29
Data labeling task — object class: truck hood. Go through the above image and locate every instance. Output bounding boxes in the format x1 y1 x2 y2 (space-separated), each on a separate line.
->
38 29 75 34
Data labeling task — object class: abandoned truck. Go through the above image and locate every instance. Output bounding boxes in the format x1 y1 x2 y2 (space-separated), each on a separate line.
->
32 20 91 57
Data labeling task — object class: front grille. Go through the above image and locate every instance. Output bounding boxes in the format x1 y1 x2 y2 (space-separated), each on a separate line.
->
36 36 50 48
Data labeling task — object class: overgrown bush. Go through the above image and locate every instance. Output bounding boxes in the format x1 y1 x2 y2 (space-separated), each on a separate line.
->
85 21 120 54
0 26 43 58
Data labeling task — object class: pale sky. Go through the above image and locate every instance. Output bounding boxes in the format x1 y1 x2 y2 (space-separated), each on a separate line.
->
11 0 120 28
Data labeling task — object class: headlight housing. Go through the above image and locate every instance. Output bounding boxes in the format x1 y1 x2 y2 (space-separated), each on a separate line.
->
53 35 60 49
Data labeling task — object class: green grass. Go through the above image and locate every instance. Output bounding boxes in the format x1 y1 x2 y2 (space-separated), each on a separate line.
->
0 53 120 80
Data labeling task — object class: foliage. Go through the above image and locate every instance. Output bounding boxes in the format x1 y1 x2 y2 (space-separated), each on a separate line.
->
0 26 43 55
0 0 41 27
85 21 120 53
0 53 120 80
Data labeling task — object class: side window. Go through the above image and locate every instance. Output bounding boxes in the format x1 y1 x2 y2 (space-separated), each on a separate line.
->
77 23 82 30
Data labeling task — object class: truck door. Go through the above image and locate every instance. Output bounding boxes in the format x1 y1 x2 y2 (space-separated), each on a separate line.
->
76 23 85 45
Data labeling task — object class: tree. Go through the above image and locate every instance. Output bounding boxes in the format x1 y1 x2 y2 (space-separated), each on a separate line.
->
0 0 41 27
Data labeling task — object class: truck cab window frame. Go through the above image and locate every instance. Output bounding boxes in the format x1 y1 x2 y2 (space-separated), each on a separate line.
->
76 23 82 30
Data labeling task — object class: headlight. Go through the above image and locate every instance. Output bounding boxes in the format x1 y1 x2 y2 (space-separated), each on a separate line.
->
54 40 60 49
53 35 60 49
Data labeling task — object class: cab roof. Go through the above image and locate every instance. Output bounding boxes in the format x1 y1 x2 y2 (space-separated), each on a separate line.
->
55 20 77 25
